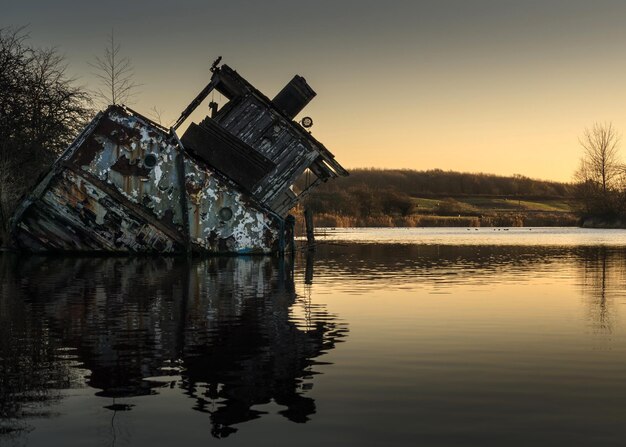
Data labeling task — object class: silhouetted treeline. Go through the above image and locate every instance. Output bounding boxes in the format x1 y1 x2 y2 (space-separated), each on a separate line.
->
300 169 574 220
312 169 573 198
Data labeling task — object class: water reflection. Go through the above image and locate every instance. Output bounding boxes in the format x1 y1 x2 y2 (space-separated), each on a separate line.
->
0 255 80 439
310 243 622 284
0 255 347 439
308 243 626 332
4 241 626 446
577 247 626 335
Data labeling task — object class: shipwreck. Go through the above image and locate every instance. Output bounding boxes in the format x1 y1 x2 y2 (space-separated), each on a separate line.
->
10 59 348 254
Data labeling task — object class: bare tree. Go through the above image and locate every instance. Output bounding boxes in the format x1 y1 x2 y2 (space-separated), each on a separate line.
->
574 122 626 219
149 105 166 126
90 30 138 106
578 122 622 193
0 26 91 244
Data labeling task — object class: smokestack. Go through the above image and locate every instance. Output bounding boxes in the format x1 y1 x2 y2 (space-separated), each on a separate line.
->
272 75 316 120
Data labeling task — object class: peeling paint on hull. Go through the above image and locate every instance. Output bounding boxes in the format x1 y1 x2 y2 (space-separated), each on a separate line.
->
10 63 346 254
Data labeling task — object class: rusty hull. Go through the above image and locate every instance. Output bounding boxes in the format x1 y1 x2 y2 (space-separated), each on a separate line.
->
11 106 285 254
11 63 347 254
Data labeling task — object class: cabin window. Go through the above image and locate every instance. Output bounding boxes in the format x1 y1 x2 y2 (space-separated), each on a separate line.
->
292 168 319 197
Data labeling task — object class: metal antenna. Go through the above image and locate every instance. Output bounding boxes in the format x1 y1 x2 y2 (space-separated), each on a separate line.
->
210 56 222 73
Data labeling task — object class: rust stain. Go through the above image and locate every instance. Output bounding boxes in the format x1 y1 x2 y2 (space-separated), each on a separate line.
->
111 156 151 177
100 114 142 146
185 178 203 200
71 135 103 167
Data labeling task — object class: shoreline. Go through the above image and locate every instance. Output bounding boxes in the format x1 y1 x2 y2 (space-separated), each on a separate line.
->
298 212 578 229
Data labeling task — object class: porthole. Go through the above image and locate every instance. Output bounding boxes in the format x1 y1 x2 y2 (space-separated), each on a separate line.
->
219 207 233 221
144 153 158 168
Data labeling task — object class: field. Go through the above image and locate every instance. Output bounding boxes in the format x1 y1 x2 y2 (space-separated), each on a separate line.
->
299 169 579 229
412 196 574 214
300 196 578 230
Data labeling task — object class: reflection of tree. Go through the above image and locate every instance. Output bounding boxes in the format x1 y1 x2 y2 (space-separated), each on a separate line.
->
578 247 626 335
310 244 565 281
0 254 347 440
0 255 83 438
309 243 626 337
313 244 625 336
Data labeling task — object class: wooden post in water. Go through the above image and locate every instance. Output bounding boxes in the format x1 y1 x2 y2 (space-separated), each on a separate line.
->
304 209 315 250
305 248 315 284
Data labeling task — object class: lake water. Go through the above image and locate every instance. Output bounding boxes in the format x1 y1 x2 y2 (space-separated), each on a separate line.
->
2 227 626 446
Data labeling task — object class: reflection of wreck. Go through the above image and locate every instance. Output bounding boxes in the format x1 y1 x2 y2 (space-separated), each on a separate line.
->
0 254 347 438
10 60 348 253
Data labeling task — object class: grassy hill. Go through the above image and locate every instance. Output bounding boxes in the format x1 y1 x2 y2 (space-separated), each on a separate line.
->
413 196 573 213
298 169 577 227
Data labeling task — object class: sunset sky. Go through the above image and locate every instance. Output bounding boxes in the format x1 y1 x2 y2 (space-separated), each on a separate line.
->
5 0 626 182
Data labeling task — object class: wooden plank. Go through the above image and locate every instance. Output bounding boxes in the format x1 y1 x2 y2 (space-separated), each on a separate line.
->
181 121 275 192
